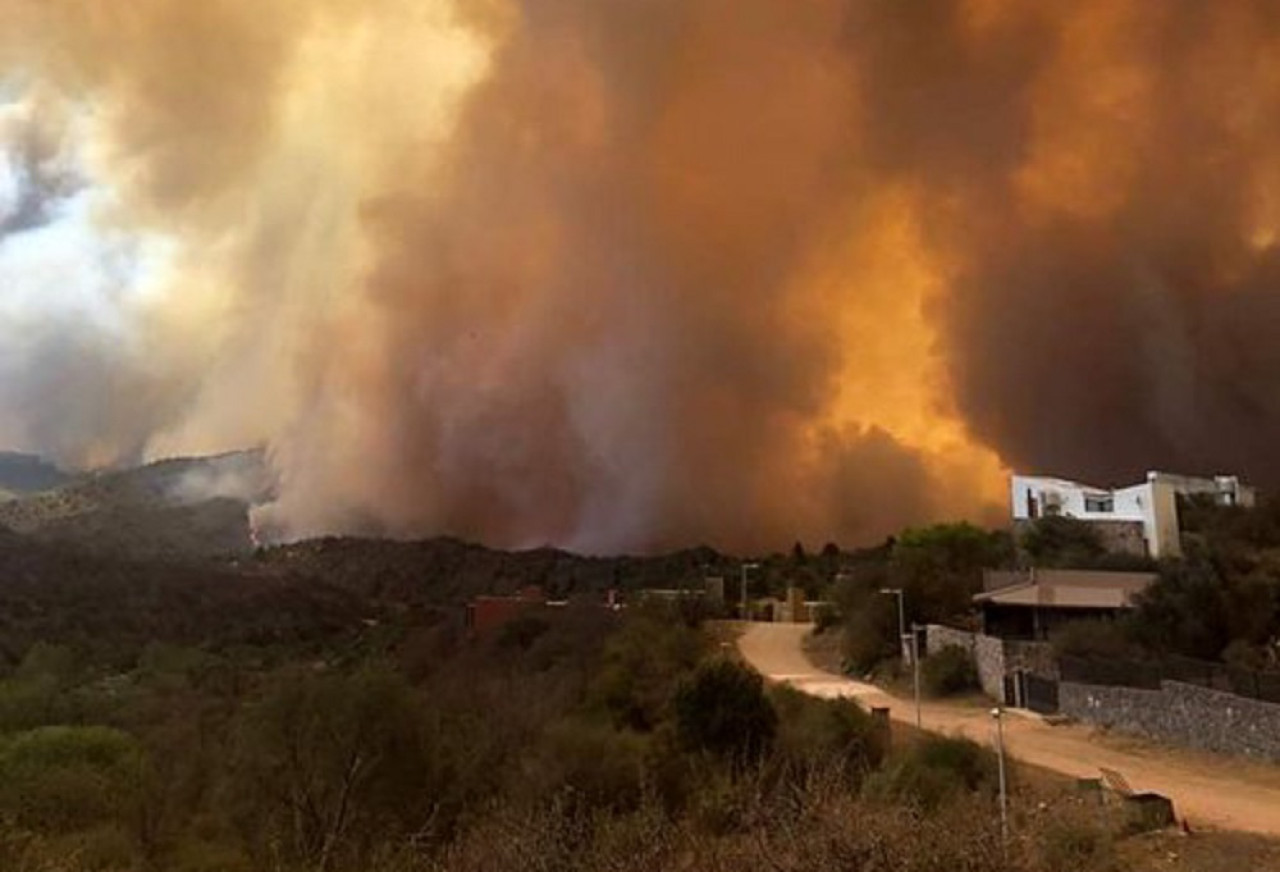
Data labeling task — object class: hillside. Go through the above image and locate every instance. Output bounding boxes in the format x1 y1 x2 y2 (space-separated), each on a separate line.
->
0 527 373 668
254 535 731 605
0 452 71 497
0 449 270 561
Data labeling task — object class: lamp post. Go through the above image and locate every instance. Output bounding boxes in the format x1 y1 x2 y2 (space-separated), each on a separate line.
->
878 587 906 649
740 562 759 620
879 588 921 729
911 622 922 730
991 706 1009 845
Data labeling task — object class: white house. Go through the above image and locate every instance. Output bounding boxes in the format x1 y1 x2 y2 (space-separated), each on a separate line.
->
1010 471 1256 559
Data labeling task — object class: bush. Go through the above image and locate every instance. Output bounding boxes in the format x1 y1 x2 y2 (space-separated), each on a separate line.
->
524 718 647 812
0 725 143 834
840 606 899 675
768 684 884 784
1050 619 1138 660
1039 818 1116 872
1020 516 1106 567
589 605 706 731
921 645 979 697
673 658 776 765
811 603 840 634
229 665 429 866
863 734 997 811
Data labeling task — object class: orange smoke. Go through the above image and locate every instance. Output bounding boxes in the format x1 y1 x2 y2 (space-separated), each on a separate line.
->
3 1 1280 552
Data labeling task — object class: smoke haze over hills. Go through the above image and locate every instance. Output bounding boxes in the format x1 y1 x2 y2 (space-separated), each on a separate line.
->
2 2 1280 552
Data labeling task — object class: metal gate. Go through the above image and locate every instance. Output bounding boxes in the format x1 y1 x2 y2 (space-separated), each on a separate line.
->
1021 672 1059 714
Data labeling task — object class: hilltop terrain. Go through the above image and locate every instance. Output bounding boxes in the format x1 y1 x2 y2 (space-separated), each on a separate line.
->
0 450 269 561
0 452 71 499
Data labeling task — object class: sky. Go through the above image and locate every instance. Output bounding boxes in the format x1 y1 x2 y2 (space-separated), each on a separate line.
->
1 1 1279 553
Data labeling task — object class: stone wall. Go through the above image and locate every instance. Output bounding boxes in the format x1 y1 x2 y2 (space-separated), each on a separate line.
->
1089 519 1148 557
924 625 1005 700
924 624 1057 702
1013 518 1147 558
1060 680 1280 760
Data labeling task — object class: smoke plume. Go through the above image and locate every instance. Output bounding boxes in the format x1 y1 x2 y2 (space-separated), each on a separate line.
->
2 1 1279 552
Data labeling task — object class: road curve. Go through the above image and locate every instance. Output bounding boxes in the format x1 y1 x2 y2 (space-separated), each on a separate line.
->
738 621 1280 837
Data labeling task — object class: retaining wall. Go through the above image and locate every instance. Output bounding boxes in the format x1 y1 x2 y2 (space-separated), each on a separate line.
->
924 625 1001 699
924 624 1057 702
1060 679 1280 760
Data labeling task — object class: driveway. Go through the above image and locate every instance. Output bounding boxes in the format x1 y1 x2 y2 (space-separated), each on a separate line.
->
738 621 1280 836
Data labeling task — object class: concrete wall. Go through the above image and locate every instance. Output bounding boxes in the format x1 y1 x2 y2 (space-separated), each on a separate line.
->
925 624 1057 702
1060 680 1280 760
925 625 1001 700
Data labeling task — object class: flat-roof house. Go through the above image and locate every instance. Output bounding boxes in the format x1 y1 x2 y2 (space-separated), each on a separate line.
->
976 568 1155 640
1010 471 1255 558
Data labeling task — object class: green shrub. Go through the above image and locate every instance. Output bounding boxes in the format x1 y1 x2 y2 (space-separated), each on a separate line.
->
673 658 776 765
589 606 706 731
525 718 647 812
229 665 429 866
0 725 143 834
921 645 979 697
495 614 551 651
1050 619 1138 660
1039 819 1116 872
811 603 840 634
840 606 899 675
768 684 884 784
1020 516 1106 567
862 734 997 810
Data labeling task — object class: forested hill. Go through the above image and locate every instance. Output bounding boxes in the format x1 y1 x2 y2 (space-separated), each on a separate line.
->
251 536 734 605
0 529 371 669
0 450 268 561
0 452 71 496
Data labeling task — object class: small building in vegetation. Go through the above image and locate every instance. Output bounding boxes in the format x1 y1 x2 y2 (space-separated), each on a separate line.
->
465 586 553 637
976 569 1155 641
1010 471 1255 558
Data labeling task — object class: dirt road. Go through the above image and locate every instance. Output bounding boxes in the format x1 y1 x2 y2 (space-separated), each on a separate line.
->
738 621 1280 836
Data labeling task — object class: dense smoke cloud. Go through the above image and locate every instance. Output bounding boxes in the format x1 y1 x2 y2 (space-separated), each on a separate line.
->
1 1 1279 552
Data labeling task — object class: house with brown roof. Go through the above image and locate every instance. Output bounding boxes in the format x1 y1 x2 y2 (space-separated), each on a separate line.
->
976 568 1155 641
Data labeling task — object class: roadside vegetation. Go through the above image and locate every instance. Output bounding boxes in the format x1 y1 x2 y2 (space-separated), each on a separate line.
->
0 579 1253 872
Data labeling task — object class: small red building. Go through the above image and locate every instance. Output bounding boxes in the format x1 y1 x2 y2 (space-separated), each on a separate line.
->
465 586 548 637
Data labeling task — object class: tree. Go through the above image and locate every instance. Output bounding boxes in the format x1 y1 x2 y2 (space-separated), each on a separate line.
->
1130 560 1230 659
673 658 776 765
0 725 143 834
590 603 705 731
230 665 428 871
891 523 1013 623
1019 516 1105 567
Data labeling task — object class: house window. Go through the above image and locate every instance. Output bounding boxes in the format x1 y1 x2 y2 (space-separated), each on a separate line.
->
1084 494 1114 513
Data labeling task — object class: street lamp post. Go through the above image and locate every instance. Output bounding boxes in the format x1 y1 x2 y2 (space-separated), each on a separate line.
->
879 588 921 729
740 562 759 620
878 587 906 653
991 706 1009 845
911 622 922 730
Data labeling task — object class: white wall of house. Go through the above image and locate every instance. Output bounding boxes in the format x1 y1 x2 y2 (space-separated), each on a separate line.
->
1010 471 1256 559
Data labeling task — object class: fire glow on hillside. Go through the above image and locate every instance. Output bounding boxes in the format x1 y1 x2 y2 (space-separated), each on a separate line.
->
1 2 1279 552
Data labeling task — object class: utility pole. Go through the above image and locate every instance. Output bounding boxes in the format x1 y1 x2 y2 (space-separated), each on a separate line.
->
880 588 921 730
740 562 759 620
912 622 922 730
992 706 1009 845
